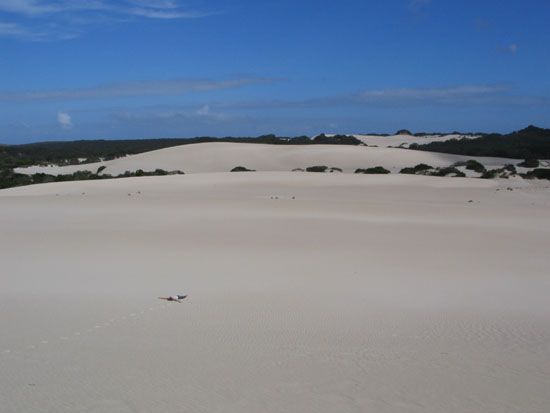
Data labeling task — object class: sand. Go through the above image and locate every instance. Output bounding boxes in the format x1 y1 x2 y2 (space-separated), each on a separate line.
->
1 170 549 413
14 142 521 176
352 133 474 148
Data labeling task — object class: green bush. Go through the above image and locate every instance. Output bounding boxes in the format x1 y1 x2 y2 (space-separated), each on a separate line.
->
429 167 466 177
524 168 550 180
518 158 539 168
231 166 255 172
480 165 516 179
464 160 486 173
355 166 391 174
306 166 329 173
400 163 434 174
0 169 33 189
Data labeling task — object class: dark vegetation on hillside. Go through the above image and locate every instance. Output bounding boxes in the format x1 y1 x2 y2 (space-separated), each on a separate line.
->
2 126 550 190
0 168 183 190
410 126 550 159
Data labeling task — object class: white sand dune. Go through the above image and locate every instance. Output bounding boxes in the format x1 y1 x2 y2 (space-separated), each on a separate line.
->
353 133 474 148
1 172 549 413
15 142 520 176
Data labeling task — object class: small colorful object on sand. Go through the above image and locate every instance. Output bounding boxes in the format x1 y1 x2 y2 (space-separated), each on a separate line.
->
158 295 187 303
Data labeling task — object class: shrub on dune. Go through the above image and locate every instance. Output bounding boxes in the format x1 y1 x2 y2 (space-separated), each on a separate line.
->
518 158 539 168
306 166 329 173
523 168 550 180
480 165 516 179
461 160 486 173
355 166 391 174
400 163 434 175
429 167 466 177
231 166 256 172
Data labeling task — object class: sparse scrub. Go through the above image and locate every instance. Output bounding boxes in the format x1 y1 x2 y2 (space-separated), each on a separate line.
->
400 163 434 175
306 166 329 173
518 158 539 168
523 168 550 180
429 167 466 177
464 159 487 174
355 167 391 174
231 166 256 172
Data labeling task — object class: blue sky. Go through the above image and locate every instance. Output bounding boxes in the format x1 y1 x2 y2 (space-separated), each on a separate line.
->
1 0 549 143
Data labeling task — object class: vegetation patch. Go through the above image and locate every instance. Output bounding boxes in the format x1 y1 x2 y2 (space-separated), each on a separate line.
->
522 168 550 180
0 168 184 190
428 167 466 177
355 166 391 174
306 166 329 173
518 158 540 168
480 165 517 179
409 126 550 159
230 166 256 172
399 163 434 175
452 159 486 173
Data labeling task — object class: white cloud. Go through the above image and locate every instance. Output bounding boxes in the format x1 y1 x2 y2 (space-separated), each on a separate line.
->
57 111 72 129
0 20 77 40
0 77 277 102
507 43 519 54
356 85 508 103
0 0 202 17
195 105 211 116
116 105 232 123
218 84 549 110
0 0 212 40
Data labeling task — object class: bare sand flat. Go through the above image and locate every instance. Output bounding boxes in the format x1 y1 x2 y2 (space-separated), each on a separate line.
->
1 172 549 413
15 142 521 176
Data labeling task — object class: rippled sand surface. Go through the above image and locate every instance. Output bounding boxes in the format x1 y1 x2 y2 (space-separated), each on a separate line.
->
1 173 549 413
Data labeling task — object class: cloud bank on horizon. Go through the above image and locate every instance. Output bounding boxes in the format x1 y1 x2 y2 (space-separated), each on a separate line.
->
1 0 549 142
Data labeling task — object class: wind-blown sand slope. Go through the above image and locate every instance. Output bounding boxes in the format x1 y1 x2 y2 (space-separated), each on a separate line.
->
1 172 549 413
353 133 474 148
15 142 520 175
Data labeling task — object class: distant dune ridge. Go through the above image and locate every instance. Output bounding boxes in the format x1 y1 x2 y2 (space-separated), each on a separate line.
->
15 141 525 176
